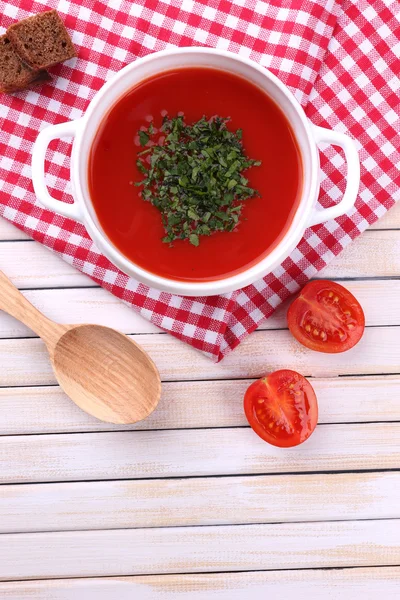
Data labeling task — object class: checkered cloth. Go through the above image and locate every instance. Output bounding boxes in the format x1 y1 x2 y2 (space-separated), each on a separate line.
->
0 1 399 361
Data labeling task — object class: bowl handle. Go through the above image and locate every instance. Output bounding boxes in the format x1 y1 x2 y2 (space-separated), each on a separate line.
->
308 125 360 227
31 119 84 223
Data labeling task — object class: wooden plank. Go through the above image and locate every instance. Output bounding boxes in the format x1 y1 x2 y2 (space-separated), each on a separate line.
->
1 375 399 435
0 242 94 289
1 471 399 533
369 201 400 229
0 278 399 339
0 423 399 484
319 230 400 279
0 287 160 338
0 231 399 292
1 567 400 600
1 519 399 580
0 325 399 387
0 219 30 241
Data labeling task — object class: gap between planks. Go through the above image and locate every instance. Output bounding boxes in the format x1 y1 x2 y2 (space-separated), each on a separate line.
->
1 566 400 600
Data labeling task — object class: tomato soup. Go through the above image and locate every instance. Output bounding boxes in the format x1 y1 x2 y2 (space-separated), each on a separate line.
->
88 68 302 282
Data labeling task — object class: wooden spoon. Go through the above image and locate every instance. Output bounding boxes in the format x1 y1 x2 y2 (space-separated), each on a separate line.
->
0 271 161 424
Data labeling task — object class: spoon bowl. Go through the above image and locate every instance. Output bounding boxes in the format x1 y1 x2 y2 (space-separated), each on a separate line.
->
53 324 161 423
0 271 161 424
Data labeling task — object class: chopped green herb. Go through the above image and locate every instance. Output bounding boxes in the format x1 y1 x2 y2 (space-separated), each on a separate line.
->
189 233 199 247
138 130 149 146
135 115 262 246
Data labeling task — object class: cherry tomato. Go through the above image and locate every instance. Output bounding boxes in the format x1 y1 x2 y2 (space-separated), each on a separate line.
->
244 370 318 448
287 280 365 353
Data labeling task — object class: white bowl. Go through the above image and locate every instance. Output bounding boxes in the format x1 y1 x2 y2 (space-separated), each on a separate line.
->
32 48 360 297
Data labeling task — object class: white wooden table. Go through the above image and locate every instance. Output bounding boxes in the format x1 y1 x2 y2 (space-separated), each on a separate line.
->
0 203 399 599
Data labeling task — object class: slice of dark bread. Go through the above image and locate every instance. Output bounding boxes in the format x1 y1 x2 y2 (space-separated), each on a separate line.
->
0 34 49 93
7 9 76 70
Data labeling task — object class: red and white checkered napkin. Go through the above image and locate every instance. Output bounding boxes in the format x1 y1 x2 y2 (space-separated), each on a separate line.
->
0 1 399 361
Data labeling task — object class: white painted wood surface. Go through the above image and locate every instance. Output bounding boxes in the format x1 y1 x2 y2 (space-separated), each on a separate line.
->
2 519 400 580
369 201 400 229
1 471 399 533
1 567 400 600
0 203 399 595
1 422 400 483
1 325 399 386
1 230 400 289
1 375 399 435
0 278 399 339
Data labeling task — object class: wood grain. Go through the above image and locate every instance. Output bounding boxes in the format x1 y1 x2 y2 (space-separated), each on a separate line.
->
0 271 68 346
369 201 400 229
0 272 161 425
1 567 400 600
1 519 400 580
0 206 399 591
0 242 94 288
1 423 399 484
1 471 399 533
1 325 399 387
1 231 400 292
0 219 30 240
0 278 399 339
1 375 399 435
0 287 161 338
52 325 162 424
319 230 400 278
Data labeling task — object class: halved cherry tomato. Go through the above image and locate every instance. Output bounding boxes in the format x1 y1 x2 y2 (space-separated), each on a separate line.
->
287 280 365 353
244 370 318 448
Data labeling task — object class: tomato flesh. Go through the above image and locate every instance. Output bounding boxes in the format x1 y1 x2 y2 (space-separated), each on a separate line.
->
287 280 365 353
244 370 318 447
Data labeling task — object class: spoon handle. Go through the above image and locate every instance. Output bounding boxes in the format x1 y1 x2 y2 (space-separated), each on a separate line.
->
0 271 66 346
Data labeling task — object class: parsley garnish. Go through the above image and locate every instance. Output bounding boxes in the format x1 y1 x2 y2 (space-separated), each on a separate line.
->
135 115 261 246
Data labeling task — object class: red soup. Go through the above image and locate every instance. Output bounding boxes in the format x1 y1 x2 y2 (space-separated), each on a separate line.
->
89 67 302 282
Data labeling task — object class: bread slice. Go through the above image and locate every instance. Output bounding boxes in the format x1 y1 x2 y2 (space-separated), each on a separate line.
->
7 9 76 70
0 34 50 93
